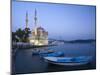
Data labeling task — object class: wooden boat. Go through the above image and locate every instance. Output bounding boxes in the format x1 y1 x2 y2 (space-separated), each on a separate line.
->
44 56 92 66
41 51 64 57
32 49 54 55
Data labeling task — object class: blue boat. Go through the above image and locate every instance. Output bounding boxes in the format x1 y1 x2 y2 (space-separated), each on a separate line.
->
32 49 54 55
44 56 92 66
41 51 64 57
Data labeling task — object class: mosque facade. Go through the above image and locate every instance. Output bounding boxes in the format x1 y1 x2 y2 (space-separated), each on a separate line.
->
28 9 48 45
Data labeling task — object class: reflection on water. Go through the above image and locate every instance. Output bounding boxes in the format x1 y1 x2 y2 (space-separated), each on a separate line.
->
13 43 96 74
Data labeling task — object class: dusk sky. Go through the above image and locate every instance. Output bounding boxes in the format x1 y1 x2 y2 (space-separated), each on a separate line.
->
12 1 96 40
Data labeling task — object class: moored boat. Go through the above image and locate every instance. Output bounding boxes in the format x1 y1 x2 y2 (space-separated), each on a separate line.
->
32 49 54 55
41 51 64 57
44 56 92 66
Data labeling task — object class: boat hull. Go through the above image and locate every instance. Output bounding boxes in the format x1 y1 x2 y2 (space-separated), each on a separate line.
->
44 56 92 66
46 60 90 66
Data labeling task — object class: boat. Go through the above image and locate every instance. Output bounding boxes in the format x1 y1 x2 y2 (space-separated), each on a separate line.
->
40 51 64 57
44 56 92 66
32 49 54 55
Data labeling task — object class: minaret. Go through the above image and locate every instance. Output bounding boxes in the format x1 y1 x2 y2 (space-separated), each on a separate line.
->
34 9 37 28
26 11 28 28
34 9 38 35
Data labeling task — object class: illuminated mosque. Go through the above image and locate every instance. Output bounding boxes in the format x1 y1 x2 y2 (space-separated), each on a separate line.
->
26 9 48 46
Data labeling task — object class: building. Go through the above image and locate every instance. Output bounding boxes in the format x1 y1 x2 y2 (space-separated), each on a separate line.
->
29 9 48 45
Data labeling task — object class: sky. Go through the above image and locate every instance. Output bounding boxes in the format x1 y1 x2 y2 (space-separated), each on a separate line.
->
12 1 96 40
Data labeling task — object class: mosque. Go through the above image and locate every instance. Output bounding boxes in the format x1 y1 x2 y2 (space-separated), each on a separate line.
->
26 9 48 46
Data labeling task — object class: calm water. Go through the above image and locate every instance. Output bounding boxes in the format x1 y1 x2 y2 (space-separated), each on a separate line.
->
13 43 96 74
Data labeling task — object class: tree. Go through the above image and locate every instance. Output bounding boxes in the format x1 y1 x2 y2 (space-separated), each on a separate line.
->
15 28 25 42
12 32 19 42
12 28 31 42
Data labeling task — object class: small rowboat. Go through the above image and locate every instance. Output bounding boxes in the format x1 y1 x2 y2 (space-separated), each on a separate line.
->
44 56 92 66
41 51 64 57
32 49 54 55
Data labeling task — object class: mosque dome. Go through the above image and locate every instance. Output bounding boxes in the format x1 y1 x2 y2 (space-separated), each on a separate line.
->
37 26 45 31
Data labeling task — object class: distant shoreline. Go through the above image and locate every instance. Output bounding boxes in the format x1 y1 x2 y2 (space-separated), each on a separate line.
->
65 39 96 43
52 39 96 43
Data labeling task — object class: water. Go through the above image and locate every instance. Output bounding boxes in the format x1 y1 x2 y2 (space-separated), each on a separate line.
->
13 43 96 74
